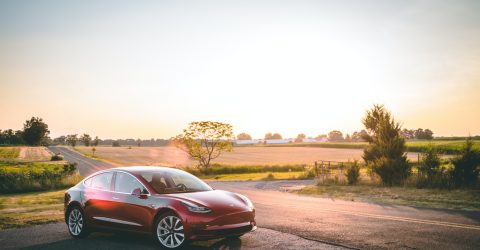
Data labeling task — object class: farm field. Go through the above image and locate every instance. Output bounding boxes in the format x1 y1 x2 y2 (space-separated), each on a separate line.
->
75 146 422 167
261 139 480 154
0 147 52 162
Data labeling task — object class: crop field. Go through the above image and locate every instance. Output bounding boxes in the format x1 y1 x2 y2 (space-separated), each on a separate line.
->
0 147 20 159
75 146 421 167
262 140 480 155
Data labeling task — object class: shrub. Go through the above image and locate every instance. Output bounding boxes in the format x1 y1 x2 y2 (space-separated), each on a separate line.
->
451 138 480 188
346 161 361 185
416 146 452 188
264 173 275 180
50 153 63 161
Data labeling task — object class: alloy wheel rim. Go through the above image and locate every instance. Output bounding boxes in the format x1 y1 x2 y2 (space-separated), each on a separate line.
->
157 215 185 248
68 209 84 236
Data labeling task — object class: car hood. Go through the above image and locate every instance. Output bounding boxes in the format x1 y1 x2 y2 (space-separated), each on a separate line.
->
163 190 249 212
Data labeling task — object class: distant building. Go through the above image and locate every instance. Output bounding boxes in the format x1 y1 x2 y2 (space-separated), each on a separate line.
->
234 139 262 145
265 139 294 144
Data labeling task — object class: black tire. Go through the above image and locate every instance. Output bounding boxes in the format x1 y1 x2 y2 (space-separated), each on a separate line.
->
66 206 90 238
226 234 245 239
153 212 187 249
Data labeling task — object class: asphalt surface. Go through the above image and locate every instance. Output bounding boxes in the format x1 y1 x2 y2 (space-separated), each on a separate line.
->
6 147 478 249
48 146 114 176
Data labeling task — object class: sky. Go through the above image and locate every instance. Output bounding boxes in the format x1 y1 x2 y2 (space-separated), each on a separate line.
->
1 0 479 139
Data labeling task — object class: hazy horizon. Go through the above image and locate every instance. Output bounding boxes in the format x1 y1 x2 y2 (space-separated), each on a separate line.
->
1 0 480 139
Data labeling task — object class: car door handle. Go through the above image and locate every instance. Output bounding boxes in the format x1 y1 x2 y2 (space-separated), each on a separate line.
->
112 196 119 200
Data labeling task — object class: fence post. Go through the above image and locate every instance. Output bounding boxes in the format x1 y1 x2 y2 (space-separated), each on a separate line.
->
314 161 318 178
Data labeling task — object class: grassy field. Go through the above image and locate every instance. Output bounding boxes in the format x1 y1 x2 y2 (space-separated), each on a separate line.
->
0 190 65 230
298 185 480 211
200 171 307 181
262 140 480 155
0 147 20 159
75 146 421 166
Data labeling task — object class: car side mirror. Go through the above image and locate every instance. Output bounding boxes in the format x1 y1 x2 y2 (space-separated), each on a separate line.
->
132 188 148 199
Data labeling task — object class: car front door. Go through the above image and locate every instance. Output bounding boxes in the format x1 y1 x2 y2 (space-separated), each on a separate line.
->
110 171 153 231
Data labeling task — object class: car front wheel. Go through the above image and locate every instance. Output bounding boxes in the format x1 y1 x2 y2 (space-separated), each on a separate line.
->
154 212 186 249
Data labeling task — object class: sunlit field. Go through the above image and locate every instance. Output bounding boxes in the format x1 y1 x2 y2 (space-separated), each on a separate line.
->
261 140 480 154
75 146 422 167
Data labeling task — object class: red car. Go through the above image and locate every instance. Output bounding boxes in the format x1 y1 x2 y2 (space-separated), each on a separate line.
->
64 166 256 249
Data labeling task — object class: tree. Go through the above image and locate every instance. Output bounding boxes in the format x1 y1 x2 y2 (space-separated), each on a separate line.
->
295 133 306 142
80 134 92 146
451 138 480 188
418 146 442 186
66 134 78 147
328 130 344 141
53 136 66 145
237 133 252 140
92 136 100 147
265 133 282 140
22 117 50 146
345 134 351 141
315 134 327 140
173 121 234 169
362 104 410 186
352 130 368 141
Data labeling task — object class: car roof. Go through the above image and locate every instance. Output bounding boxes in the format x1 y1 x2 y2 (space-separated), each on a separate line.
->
109 166 184 174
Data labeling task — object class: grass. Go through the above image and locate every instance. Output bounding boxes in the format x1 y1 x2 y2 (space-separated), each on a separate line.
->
0 147 20 159
199 171 308 181
0 189 65 230
298 184 480 211
262 139 480 155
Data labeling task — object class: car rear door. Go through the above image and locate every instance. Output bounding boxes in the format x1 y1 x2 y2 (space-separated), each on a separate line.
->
83 172 116 228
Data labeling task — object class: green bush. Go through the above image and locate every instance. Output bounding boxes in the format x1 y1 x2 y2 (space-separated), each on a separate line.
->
346 161 361 185
451 138 480 188
0 162 80 193
50 153 63 161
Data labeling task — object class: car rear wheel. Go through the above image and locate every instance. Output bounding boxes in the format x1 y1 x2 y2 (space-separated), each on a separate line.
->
67 207 89 238
154 212 186 249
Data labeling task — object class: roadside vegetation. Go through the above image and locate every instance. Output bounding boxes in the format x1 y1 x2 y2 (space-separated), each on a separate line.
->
184 164 315 181
299 105 480 210
0 189 65 230
0 162 81 193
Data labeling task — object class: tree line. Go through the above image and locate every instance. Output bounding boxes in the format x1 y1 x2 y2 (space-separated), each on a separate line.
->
235 127 434 142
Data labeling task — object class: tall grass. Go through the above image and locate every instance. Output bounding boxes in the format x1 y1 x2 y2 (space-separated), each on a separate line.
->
184 164 307 175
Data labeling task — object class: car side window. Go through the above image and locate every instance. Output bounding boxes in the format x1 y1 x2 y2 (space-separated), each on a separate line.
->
88 172 113 191
115 172 145 194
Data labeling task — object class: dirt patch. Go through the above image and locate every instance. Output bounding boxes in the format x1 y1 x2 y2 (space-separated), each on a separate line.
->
17 147 52 162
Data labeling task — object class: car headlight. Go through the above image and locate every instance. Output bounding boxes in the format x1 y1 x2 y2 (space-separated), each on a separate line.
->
181 201 211 213
236 193 254 210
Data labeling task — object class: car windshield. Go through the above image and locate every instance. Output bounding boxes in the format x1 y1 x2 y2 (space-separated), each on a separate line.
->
140 170 212 194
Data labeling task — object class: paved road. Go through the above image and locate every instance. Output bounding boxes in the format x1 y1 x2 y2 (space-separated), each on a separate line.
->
8 147 478 249
48 146 114 176
210 181 480 249
0 223 340 250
